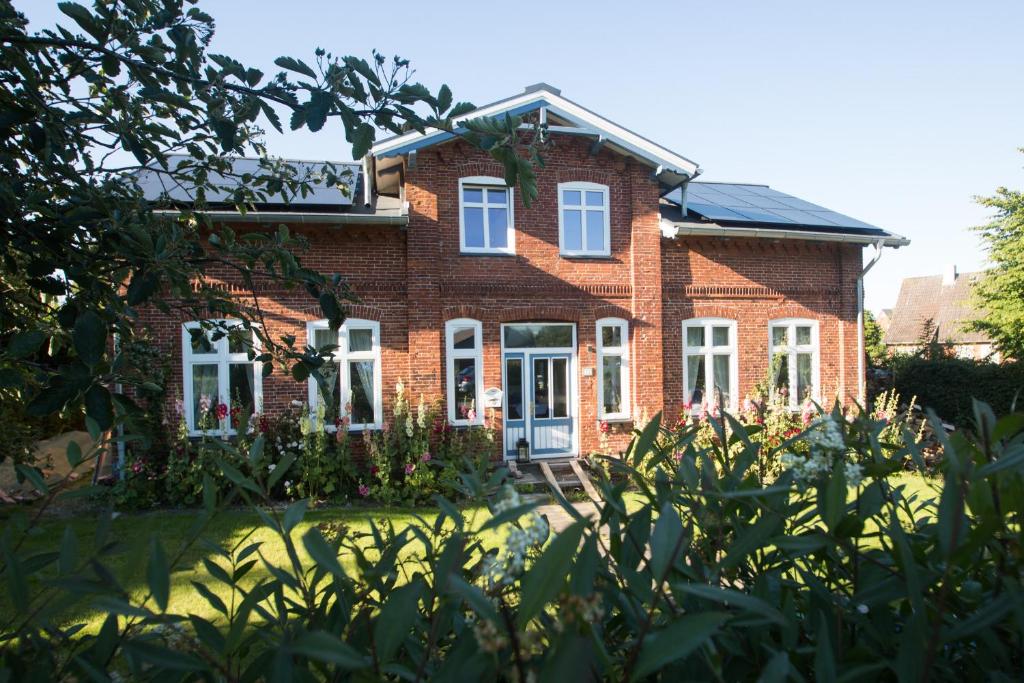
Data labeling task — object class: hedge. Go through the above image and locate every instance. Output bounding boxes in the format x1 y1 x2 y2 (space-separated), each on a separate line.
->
892 356 1024 426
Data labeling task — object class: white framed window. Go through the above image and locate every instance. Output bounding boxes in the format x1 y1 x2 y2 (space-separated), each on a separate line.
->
596 317 630 421
181 320 262 436
306 319 383 431
558 181 610 257
458 176 514 255
682 318 738 413
445 318 484 425
769 319 820 409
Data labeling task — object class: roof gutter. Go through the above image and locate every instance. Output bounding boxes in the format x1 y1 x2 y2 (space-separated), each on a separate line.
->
152 209 408 226
856 239 887 406
661 220 909 248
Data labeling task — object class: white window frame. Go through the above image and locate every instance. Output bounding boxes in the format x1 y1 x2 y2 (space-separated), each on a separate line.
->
768 318 821 410
181 320 262 436
596 317 630 421
458 176 515 255
445 318 484 426
681 318 739 413
557 181 611 257
306 319 383 431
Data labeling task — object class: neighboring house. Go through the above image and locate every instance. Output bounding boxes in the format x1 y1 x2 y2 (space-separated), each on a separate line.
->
884 266 997 360
138 83 907 460
875 308 893 334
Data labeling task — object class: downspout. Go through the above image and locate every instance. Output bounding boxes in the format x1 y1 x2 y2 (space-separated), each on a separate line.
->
857 239 886 406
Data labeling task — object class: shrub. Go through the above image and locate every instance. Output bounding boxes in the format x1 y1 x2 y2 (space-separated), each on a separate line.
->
5 399 1024 680
892 355 1024 426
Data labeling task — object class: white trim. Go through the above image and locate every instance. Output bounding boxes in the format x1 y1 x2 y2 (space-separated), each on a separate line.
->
181 320 263 436
558 181 611 257
768 318 821 409
457 176 516 255
445 318 484 426
306 319 383 431
660 218 910 248
681 318 739 413
371 86 700 178
596 317 630 421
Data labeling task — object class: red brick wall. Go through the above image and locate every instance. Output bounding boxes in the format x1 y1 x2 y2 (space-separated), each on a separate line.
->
139 133 865 461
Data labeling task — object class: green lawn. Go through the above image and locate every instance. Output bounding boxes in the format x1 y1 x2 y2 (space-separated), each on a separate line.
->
5 472 940 634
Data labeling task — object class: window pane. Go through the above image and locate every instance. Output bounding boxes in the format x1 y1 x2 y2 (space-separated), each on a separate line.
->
602 355 622 414
585 210 605 252
454 357 476 419
585 190 603 207
312 328 336 351
191 364 219 428
773 354 790 393
685 355 705 405
486 188 507 205
463 206 485 248
796 353 813 401
350 360 375 424
552 358 568 418
772 326 788 347
503 324 573 348
189 329 215 354
686 326 705 348
563 189 581 205
601 325 622 348
505 358 523 420
317 361 341 424
563 209 583 251
229 363 255 427
533 358 549 419
796 326 812 345
349 328 372 352
463 187 483 203
712 355 730 408
453 327 476 349
487 207 508 248
712 326 730 347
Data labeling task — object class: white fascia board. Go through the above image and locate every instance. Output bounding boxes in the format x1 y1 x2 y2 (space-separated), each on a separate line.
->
661 219 910 248
370 87 700 178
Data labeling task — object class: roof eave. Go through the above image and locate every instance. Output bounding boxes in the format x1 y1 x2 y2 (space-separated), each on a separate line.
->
660 219 910 248
152 209 408 227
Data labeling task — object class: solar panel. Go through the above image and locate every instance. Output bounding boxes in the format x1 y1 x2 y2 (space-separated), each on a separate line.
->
672 182 886 232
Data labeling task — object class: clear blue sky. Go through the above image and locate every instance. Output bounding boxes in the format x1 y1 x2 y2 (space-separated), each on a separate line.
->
23 0 1024 312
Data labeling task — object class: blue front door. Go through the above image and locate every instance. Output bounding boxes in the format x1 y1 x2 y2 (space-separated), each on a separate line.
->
528 353 573 457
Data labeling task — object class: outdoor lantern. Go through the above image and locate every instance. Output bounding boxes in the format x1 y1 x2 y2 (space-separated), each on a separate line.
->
516 437 530 464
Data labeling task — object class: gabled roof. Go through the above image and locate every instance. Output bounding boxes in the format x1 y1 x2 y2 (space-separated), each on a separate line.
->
884 271 991 345
371 83 700 185
660 181 908 247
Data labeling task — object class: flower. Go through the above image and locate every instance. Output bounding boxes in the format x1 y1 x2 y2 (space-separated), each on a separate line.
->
599 420 610 434
857 603 869 615
742 396 754 414
358 484 370 497
404 463 416 476
370 465 380 477
421 451 431 462
467 408 477 422
845 462 864 487
199 394 212 414
174 398 184 416
268 463 276 473
801 399 814 427
216 403 228 420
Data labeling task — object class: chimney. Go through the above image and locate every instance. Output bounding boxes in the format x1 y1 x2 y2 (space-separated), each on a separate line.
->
942 264 957 286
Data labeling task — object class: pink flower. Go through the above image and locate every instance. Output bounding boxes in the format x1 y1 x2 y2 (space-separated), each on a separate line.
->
216 403 228 420
697 402 706 421
599 420 610 434
467 408 477 422
673 450 684 462
404 463 415 476
370 465 380 478
742 397 754 414
199 394 212 414
420 451 431 462
174 399 184 416
801 400 814 427
358 484 370 497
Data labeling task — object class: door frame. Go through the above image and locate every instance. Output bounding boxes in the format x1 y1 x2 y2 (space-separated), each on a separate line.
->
499 322 579 460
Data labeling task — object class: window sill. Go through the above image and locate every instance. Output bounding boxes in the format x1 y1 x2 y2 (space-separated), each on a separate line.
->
459 250 516 258
559 253 613 260
598 416 632 424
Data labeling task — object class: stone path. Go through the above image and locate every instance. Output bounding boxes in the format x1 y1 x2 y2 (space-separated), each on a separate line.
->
535 501 600 534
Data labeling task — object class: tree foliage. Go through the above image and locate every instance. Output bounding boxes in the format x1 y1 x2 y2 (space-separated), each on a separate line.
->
970 149 1024 360
864 309 887 367
0 0 544 448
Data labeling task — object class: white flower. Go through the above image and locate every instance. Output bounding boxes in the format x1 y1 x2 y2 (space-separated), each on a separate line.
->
268 463 276 472
857 603 869 614
805 416 845 453
845 462 864 487
290 399 303 407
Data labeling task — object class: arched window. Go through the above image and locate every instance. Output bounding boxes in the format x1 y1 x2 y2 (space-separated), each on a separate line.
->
181 320 262 435
445 318 484 425
768 318 820 409
458 176 515 255
596 317 630 420
306 319 383 430
557 181 610 257
682 318 738 413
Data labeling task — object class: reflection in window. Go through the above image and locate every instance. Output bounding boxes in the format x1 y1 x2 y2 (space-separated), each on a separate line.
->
181 321 261 435
596 318 629 420
682 318 737 414
770 320 819 409
446 319 483 425
306 320 382 430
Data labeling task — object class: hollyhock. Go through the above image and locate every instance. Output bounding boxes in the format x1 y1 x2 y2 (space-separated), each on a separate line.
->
801 399 814 427
174 398 184 416
404 463 416 476
358 484 370 497
370 465 379 477
421 451 431 462
199 394 212 414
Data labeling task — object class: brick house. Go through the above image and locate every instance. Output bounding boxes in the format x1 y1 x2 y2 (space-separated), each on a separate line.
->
140 84 908 460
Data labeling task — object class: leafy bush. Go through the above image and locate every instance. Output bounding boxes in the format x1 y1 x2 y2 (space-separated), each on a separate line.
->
5 399 1024 680
892 355 1024 426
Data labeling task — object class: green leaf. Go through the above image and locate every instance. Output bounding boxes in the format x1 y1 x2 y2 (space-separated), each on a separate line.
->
59 525 78 576
373 581 422 662
66 439 82 468
518 520 586 628
123 641 206 672
437 84 453 113
758 651 792 683
274 56 317 79
630 411 662 465
72 311 106 367
631 612 728 681
649 501 684 579
350 122 375 159
147 536 169 611
7 330 46 359
674 583 785 624
302 527 346 578
190 580 228 615
291 630 366 669
15 463 48 494
84 385 114 431
814 620 837 683
820 460 846 532
283 498 308 534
